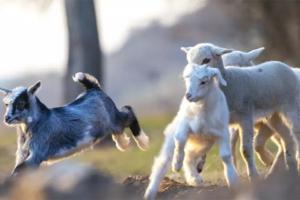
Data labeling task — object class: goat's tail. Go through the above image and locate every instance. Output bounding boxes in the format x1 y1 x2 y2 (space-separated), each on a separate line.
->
72 72 102 91
120 105 149 151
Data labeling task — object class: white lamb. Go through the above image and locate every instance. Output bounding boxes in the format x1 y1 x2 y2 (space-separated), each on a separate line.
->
225 48 299 177
181 43 300 181
144 63 238 200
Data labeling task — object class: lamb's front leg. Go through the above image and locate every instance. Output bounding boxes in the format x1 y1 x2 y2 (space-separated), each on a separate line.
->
239 118 260 180
172 124 190 173
219 131 239 187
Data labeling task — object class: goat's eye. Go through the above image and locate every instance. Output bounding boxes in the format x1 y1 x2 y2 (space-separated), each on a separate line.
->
200 81 206 85
17 102 26 110
202 58 210 64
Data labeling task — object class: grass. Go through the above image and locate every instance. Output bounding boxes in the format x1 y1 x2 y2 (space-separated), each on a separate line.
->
0 114 279 181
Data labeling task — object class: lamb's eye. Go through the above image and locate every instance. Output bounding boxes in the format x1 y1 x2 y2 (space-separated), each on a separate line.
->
202 58 210 64
200 81 206 85
17 102 26 110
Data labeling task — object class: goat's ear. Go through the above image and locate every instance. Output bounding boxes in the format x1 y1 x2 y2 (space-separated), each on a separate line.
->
27 81 42 95
211 68 227 86
245 47 265 62
0 87 11 94
180 47 192 54
213 47 234 57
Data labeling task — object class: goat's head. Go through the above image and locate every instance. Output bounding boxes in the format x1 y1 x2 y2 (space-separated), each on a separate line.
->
222 47 265 67
0 81 41 126
183 63 226 103
181 43 233 67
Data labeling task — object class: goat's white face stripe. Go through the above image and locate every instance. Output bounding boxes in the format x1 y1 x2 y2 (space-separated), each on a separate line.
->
3 87 27 105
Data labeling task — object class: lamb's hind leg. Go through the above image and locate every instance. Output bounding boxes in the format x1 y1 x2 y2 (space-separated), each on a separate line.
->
219 130 239 186
254 123 275 166
144 134 175 200
280 104 300 174
267 113 297 177
230 128 239 169
239 118 260 181
183 138 215 186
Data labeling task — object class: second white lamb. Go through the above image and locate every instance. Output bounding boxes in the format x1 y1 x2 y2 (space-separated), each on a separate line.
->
144 63 238 200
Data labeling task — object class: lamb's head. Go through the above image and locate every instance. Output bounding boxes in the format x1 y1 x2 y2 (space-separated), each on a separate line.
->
222 47 265 67
0 81 41 126
181 43 233 67
183 63 227 103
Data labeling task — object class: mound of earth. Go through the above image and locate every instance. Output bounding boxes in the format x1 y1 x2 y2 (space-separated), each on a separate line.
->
122 175 227 199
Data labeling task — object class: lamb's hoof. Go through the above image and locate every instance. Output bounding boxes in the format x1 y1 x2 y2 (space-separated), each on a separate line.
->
135 130 149 151
186 176 203 186
172 162 182 173
144 188 156 200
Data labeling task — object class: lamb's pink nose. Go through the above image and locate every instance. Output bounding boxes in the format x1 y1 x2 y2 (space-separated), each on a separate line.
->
186 93 192 100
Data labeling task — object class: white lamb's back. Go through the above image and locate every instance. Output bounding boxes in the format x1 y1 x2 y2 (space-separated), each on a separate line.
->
292 68 300 80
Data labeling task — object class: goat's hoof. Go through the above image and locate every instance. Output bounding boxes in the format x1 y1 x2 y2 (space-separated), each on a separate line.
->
112 133 130 152
135 130 149 151
186 176 203 186
172 162 182 173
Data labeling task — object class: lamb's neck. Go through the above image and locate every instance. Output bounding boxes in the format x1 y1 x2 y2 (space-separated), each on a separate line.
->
214 57 227 78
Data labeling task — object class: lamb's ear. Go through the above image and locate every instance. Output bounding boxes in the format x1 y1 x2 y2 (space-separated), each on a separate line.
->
211 68 227 86
246 47 265 62
180 47 193 54
213 47 234 56
27 81 42 95
0 87 11 94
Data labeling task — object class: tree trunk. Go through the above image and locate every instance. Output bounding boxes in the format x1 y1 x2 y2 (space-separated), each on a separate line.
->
64 0 102 103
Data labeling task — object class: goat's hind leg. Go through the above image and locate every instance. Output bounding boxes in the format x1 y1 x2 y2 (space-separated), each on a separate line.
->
111 132 130 152
120 106 149 150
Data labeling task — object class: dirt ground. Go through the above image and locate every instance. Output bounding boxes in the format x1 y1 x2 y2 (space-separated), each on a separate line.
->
122 172 300 200
123 174 228 200
0 162 300 200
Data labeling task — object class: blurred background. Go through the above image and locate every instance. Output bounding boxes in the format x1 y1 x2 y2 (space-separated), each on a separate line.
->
0 0 299 182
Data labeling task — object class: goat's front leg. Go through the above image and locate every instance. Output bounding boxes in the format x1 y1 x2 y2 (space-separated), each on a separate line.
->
219 131 239 187
172 124 190 173
11 156 43 177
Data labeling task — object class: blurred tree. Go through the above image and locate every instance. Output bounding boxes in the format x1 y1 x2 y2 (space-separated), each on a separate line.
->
221 0 300 67
64 0 110 145
64 0 102 103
